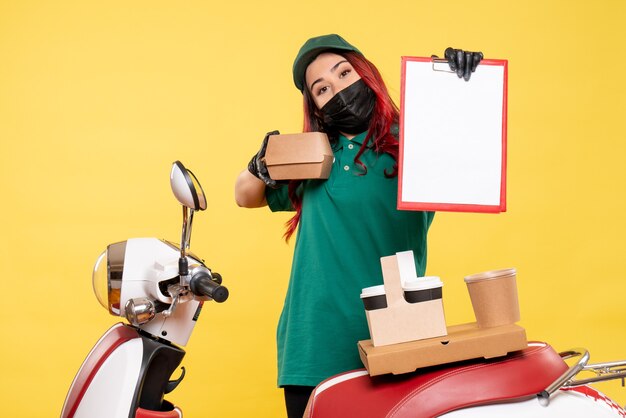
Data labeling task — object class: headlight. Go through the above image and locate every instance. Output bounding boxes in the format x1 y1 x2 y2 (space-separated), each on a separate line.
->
92 241 126 316
124 298 155 325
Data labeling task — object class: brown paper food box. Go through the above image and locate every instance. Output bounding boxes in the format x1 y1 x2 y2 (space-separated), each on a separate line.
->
358 322 528 376
364 251 448 347
264 132 333 180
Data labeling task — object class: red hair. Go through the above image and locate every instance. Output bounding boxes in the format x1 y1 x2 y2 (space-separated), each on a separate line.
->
284 51 400 241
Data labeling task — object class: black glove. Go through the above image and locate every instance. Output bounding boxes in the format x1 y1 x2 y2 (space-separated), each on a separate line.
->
247 130 280 188
444 47 484 81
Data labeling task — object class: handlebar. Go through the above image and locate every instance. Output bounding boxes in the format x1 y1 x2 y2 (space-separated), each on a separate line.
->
538 348 589 406
189 271 229 303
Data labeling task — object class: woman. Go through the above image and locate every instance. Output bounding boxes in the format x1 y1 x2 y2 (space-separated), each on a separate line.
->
235 34 482 418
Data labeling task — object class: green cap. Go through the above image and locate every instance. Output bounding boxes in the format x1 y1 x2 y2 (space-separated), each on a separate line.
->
292 34 362 92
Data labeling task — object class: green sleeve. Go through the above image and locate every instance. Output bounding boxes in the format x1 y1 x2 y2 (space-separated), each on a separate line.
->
265 185 294 212
427 211 435 228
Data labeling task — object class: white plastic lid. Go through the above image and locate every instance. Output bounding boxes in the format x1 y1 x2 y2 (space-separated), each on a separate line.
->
403 276 443 291
360 284 386 299
464 268 516 283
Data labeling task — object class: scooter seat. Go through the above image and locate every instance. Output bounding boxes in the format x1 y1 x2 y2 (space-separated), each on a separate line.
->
304 342 568 418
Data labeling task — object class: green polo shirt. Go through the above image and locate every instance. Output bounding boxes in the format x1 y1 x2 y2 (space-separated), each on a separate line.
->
266 131 434 387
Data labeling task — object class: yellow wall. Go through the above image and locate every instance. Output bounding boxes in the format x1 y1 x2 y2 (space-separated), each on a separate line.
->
1 1 625 416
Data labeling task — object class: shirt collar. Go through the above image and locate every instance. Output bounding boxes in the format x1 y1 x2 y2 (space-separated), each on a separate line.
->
333 131 369 150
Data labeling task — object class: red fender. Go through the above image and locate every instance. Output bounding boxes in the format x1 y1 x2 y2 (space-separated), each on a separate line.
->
62 323 140 418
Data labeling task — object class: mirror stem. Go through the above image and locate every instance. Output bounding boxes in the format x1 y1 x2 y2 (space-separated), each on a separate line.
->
180 206 195 256
179 206 190 280
180 206 189 258
179 205 195 280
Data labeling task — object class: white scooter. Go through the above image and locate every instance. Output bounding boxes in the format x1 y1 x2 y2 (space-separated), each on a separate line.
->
62 161 626 418
61 161 228 418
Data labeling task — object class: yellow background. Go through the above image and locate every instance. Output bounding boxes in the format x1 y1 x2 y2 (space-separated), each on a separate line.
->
1 1 625 416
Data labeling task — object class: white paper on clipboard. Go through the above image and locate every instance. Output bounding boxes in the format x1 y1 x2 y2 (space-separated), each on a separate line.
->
398 57 508 213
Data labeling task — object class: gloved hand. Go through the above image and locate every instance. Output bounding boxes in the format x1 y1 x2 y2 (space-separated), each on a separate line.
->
247 130 280 188
444 47 484 81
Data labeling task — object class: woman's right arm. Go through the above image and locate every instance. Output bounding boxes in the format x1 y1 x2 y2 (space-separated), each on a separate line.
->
235 169 268 208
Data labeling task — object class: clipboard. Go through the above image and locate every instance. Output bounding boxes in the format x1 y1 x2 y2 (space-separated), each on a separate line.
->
398 56 508 213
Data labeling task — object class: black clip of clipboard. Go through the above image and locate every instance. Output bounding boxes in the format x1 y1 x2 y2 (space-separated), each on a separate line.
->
431 58 455 73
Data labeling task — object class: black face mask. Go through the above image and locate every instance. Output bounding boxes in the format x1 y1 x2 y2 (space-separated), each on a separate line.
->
320 79 376 135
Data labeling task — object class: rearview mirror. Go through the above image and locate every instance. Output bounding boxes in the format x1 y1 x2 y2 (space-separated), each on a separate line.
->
170 161 206 211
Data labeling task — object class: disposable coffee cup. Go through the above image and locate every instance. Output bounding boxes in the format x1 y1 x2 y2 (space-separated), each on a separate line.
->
360 285 387 311
464 268 520 328
403 276 443 303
